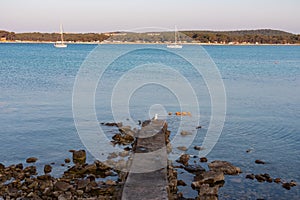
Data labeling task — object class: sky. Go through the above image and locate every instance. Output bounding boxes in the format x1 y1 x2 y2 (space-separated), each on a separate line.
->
1 0 300 33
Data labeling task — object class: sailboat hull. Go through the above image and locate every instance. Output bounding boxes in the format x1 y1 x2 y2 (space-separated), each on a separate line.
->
167 44 182 49
54 43 67 48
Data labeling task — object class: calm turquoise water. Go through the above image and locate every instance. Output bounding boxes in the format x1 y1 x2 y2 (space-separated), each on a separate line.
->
0 43 299 199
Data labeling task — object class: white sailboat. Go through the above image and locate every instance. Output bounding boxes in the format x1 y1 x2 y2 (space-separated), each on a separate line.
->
54 24 67 48
167 26 182 49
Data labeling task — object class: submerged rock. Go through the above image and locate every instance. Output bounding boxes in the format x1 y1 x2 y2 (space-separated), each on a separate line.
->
255 159 266 164
180 130 192 136
44 164 52 174
26 157 38 163
184 164 205 175
194 146 204 151
101 122 123 127
192 171 225 188
200 157 208 163
246 174 255 180
177 146 188 151
198 183 220 200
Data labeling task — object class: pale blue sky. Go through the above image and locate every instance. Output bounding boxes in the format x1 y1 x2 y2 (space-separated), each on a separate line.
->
1 0 299 33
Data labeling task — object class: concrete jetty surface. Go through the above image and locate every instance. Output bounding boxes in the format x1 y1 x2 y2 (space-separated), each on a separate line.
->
122 120 169 200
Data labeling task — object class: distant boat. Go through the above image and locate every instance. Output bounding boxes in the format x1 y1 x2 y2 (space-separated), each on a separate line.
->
54 25 67 48
167 26 182 49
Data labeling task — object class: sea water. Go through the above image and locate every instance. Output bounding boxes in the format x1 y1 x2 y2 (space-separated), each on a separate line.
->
0 43 299 199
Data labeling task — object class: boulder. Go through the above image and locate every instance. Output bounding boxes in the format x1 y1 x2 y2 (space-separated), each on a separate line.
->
200 157 208 162
64 158 71 163
72 150 86 165
208 160 241 175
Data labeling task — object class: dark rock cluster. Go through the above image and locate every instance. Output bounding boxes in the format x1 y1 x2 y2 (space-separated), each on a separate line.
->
0 150 124 199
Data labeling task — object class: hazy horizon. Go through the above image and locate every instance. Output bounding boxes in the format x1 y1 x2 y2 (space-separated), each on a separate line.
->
1 0 300 34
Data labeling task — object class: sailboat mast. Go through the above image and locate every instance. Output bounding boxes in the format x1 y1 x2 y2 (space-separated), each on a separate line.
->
174 26 177 44
60 24 64 43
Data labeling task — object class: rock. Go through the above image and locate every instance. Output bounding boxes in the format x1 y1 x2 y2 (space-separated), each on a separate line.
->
16 163 23 170
246 148 253 153
176 154 190 166
194 146 204 151
177 180 187 186
255 174 266 182
112 133 135 145
196 126 202 129
192 171 225 188
77 179 90 189
246 174 255 180
0 163 5 170
55 181 71 192
118 126 134 136
208 160 241 175
184 164 205 175
72 150 86 165
177 146 188 151
64 158 71 163
142 120 151 127
181 131 192 136
37 174 51 180
282 182 291 190
119 151 129 157
290 180 297 187
255 160 265 164
101 122 122 127
77 189 84 196
107 152 118 159
23 166 37 175
44 164 52 174
274 178 281 183
26 157 38 163
168 112 172 115
94 160 111 171
105 180 117 186
198 183 219 199
200 157 208 162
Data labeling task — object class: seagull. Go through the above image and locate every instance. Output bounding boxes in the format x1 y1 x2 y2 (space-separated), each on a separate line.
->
153 114 158 120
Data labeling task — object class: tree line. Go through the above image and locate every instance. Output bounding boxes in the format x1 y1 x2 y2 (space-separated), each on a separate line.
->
1 29 300 44
0 30 108 42
183 29 300 44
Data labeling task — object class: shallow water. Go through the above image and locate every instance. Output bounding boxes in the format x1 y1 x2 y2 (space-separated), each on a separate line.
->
0 43 299 199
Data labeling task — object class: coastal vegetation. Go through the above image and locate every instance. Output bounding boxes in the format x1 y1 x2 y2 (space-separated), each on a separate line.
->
1 29 299 44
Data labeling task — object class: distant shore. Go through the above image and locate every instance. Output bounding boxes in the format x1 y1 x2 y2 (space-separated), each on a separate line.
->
1 40 300 46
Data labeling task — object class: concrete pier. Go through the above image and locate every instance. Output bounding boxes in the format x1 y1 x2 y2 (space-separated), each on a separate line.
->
122 120 169 200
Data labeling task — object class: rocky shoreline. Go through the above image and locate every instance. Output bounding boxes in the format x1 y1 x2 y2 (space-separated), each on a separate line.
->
0 121 297 200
